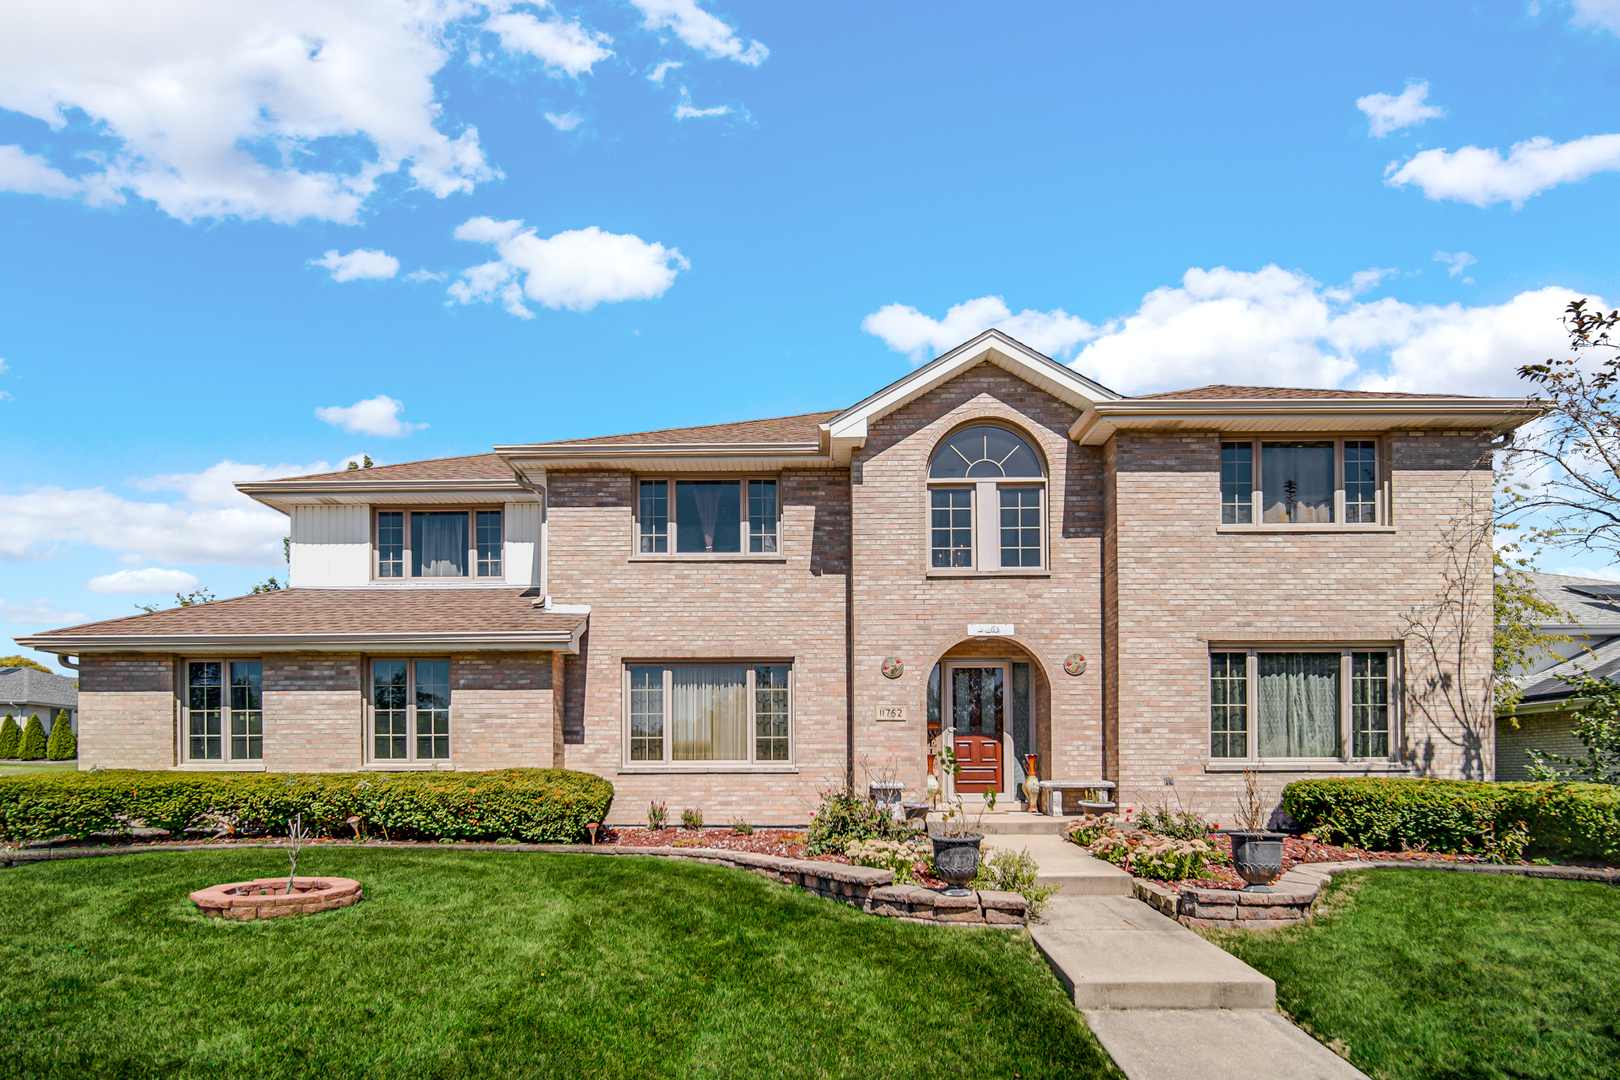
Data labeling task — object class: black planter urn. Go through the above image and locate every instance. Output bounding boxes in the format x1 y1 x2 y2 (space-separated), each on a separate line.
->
1229 831 1286 892
930 833 984 897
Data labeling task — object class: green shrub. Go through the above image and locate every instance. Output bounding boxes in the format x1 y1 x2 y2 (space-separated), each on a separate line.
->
647 801 667 830
971 845 1061 918
1282 778 1620 864
0 768 614 844
806 787 902 855
680 807 703 830
17 716 46 760
0 714 19 760
1137 804 1216 841
846 837 929 884
44 711 76 761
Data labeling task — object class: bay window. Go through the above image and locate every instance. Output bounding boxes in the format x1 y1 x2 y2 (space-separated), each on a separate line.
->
636 478 778 555
370 659 451 763
1208 648 1397 761
927 424 1047 571
623 662 793 766
374 509 503 580
183 660 262 763
1219 438 1384 526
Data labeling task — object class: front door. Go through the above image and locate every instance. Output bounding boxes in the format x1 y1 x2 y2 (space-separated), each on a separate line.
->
946 664 1005 793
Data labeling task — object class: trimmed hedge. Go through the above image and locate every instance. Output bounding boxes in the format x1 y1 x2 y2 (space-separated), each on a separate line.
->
0 768 614 844
1283 778 1620 864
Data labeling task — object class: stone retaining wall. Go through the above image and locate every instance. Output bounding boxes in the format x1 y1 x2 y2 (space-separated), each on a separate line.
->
1133 859 1620 930
2 840 1029 926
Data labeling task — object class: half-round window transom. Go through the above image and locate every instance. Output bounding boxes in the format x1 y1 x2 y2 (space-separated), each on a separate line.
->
928 425 1044 479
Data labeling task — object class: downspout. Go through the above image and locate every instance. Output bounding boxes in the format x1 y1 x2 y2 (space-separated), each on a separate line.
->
58 654 80 670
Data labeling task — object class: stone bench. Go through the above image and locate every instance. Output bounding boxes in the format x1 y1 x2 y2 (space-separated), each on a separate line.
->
1038 780 1117 817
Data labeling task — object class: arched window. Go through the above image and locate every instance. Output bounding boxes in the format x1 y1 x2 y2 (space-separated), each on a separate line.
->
926 424 1046 571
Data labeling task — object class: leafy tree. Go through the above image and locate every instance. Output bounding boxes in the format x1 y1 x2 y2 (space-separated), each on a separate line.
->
344 455 373 470
0 655 51 673
1494 547 1572 714
251 576 282 594
135 586 217 615
0 714 19 759
1527 672 1620 784
17 715 47 760
45 710 76 761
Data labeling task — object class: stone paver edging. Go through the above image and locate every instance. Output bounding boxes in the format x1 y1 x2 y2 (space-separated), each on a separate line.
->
191 876 363 920
1133 859 1620 930
2 840 1029 926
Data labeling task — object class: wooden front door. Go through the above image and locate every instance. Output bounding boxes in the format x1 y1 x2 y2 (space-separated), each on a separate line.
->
947 665 1004 793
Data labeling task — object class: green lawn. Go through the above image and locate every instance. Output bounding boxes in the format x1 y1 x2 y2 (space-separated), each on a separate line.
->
0 761 74 777
0 848 1116 1080
1209 869 1620 1080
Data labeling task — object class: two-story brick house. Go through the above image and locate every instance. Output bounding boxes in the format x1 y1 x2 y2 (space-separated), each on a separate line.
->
20 331 1536 824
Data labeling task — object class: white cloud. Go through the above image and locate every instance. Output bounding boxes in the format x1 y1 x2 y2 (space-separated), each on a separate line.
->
311 248 400 282
545 111 583 131
648 59 683 83
449 216 689 315
1356 81 1444 138
1570 0 1620 35
0 0 502 224
866 267 1597 397
673 88 730 119
87 567 200 595
0 459 333 566
484 9 613 77
1435 250 1477 279
0 599 91 626
630 0 767 65
862 296 1097 363
1387 134 1620 208
314 395 426 437
406 268 446 282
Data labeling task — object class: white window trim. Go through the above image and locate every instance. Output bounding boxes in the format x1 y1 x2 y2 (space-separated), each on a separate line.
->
365 657 453 768
179 658 265 766
619 661 796 771
372 507 506 582
631 476 783 560
1216 435 1390 532
1204 646 1403 767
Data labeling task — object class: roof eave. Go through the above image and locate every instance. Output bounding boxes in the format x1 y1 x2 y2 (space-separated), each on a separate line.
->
16 629 584 656
236 477 534 512
1069 399 1542 445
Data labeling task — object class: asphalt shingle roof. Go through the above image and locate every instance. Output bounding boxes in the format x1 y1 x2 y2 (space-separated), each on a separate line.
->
0 667 77 710
1132 385 1473 401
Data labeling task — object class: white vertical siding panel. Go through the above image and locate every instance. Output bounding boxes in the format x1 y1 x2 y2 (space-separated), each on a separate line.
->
504 501 542 588
289 505 370 586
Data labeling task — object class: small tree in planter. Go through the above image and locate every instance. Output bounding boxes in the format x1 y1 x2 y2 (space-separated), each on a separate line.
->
929 744 996 896
45 711 76 761
16 715 47 761
0 713 20 759
1228 770 1285 892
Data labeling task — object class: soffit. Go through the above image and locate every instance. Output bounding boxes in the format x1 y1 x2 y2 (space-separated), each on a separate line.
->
1069 398 1543 445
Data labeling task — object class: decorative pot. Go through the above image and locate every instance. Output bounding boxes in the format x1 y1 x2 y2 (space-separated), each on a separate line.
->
930 833 984 896
1023 755 1040 812
1228 831 1286 892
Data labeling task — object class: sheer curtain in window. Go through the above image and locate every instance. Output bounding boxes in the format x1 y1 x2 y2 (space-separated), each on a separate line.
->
1257 653 1339 756
413 512 467 577
672 666 748 760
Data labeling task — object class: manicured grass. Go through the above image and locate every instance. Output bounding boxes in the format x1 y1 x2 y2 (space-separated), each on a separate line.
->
0 848 1117 1080
1210 869 1620 1080
0 762 74 777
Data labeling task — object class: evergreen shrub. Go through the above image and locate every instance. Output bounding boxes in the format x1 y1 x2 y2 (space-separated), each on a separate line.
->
0 714 19 759
17 716 47 761
45 711 76 761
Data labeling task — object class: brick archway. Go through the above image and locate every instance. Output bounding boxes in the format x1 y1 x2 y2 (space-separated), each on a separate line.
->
919 634 1057 802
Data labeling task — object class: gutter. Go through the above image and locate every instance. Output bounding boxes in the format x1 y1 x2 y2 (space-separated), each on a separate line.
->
15 628 585 656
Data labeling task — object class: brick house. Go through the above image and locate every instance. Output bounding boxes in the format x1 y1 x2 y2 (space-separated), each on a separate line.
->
20 332 1536 824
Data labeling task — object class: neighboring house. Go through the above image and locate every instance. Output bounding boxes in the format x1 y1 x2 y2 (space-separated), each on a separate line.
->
18 331 1537 823
0 666 78 739
1496 571 1620 781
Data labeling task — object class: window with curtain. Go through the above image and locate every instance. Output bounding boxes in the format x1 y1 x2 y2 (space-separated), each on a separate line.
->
185 660 263 762
635 478 780 556
926 424 1047 571
371 659 451 763
623 663 792 765
1217 438 1383 527
1209 648 1397 761
375 509 503 579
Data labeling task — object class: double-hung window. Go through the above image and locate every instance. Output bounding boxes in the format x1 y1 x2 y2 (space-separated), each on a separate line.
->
1219 438 1384 526
1207 648 1397 761
637 478 778 555
623 663 792 766
183 660 262 762
374 509 503 579
370 659 451 764
927 425 1047 571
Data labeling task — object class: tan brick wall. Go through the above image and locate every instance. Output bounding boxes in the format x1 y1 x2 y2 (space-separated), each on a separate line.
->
262 653 363 771
1104 430 1497 819
850 363 1105 801
550 468 851 826
449 652 557 771
76 654 177 771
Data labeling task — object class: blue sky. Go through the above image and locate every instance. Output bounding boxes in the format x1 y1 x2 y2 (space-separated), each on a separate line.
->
4 0 1620 663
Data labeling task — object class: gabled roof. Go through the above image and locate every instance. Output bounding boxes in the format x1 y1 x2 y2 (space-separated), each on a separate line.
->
0 667 77 711
1514 634 1620 706
1524 571 1620 633
17 589 587 655
237 453 531 513
270 453 515 483
823 330 1121 458
514 411 839 448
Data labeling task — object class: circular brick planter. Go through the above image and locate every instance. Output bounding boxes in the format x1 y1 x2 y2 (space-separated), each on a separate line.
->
190 876 362 921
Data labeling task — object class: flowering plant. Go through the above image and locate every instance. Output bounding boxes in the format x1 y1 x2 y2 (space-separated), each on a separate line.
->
1065 812 1212 881
846 837 930 884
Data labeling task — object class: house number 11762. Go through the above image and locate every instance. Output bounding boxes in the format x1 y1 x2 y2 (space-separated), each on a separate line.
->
875 706 907 721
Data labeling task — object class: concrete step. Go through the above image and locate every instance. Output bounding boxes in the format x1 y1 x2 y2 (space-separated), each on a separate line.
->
1084 1009 1368 1080
1031 895 1276 1010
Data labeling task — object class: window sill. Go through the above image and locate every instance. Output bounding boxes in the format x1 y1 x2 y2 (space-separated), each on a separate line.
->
616 764 799 775
362 762 456 772
364 580 510 587
1215 525 1396 534
172 762 267 772
627 554 788 563
926 569 1051 579
1204 759 1411 774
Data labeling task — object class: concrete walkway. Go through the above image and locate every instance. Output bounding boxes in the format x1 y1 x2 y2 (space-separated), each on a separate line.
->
999 831 1370 1080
